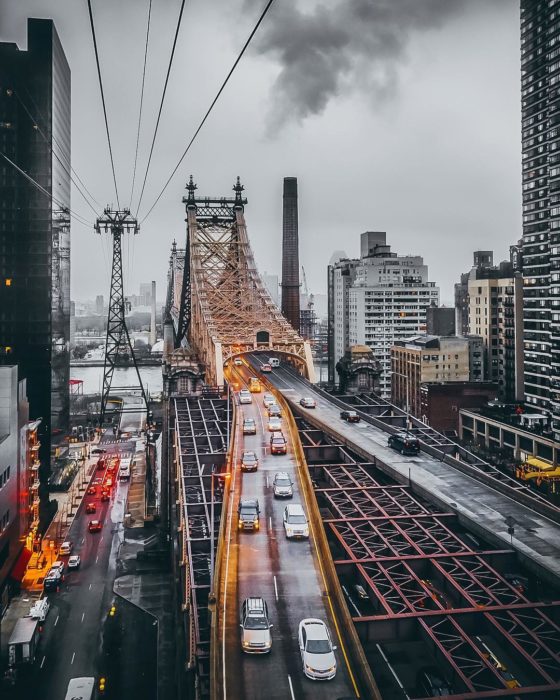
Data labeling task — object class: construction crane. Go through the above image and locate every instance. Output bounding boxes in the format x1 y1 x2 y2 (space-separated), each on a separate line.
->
300 266 316 341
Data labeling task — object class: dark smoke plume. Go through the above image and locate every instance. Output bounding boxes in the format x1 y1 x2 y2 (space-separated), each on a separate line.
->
249 0 487 131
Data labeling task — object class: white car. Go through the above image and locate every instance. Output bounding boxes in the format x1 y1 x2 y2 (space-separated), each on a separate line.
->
299 397 316 409
29 597 50 622
283 504 309 539
268 416 282 432
234 358 243 366
239 390 252 405
59 541 73 555
298 618 337 680
68 555 81 570
240 597 273 653
262 393 275 408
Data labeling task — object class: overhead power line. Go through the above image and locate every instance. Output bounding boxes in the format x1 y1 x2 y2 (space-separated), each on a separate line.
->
9 89 100 218
86 0 121 208
139 0 277 224
0 150 92 229
135 0 187 216
130 0 153 208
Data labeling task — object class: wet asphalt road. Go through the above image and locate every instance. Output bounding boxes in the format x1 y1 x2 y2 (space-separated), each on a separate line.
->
7 439 154 700
222 364 357 700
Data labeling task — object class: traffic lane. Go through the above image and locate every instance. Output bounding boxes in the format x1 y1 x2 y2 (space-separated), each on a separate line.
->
236 393 355 698
35 480 126 700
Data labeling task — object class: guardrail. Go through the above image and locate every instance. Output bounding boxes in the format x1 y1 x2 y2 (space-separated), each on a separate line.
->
290 375 560 527
261 375 381 700
209 390 236 700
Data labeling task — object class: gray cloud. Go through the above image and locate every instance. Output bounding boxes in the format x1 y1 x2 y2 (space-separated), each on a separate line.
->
250 0 487 131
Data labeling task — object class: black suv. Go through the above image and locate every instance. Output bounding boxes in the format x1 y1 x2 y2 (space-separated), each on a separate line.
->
340 410 360 423
238 499 260 531
388 432 420 455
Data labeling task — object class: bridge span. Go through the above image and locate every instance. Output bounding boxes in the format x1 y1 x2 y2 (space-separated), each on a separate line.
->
249 359 560 697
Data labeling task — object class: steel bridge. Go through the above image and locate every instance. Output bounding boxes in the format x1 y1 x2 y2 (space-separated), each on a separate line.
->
165 177 315 385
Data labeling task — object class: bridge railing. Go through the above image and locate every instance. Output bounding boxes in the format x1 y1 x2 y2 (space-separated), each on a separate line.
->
259 373 381 700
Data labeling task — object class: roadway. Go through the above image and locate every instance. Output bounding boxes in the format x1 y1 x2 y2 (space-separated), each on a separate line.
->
10 439 137 700
119 394 147 435
262 362 560 585
221 363 357 699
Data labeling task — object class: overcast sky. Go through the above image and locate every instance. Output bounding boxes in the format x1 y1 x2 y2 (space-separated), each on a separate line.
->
0 0 520 306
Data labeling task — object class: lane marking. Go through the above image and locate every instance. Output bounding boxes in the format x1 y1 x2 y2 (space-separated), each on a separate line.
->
71 652 75 665
100 536 103 543
95 555 99 564
40 655 46 669
265 474 269 488
273 575 279 601
81 537 85 544
269 515 272 532
81 612 85 623
54 615 59 627
89 583 92 590
287 675 296 700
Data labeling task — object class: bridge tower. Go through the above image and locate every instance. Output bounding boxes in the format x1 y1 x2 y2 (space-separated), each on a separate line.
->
167 177 315 386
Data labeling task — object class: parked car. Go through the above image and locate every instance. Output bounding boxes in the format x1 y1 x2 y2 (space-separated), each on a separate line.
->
240 597 273 653
416 666 453 697
270 434 288 455
68 555 81 570
300 397 316 409
340 410 360 423
85 502 96 514
387 432 420 455
283 504 309 539
240 450 259 472
243 418 257 435
272 472 293 498
59 541 73 555
239 390 252 405
238 499 260 531
88 520 102 533
298 618 337 680
268 416 282 432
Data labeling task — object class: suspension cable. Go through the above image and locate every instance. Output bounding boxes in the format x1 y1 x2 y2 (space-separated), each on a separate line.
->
9 89 100 217
135 0 187 216
0 151 92 228
86 0 121 208
139 0 277 224
130 0 153 208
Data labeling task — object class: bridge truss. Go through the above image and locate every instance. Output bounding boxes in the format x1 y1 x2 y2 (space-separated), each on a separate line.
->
166 177 315 385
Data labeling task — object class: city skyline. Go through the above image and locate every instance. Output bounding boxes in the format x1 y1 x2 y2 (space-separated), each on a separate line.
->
0 0 519 303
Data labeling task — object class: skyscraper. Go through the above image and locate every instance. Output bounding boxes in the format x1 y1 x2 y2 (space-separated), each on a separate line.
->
0 19 71 484
521 2 560 439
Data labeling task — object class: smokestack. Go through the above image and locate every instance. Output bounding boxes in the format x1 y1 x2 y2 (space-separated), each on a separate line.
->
150 280 156 346
163 315 174 360
281 177 300 332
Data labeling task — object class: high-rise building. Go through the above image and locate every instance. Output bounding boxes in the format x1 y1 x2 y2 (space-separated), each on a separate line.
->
454 251 495 336
391 335 470 417
426 305 455 336
468 271 524 401
95 294 104 315
262 272 280 306
521 1 560 438
347 232 439 397
0 20 71 476
327 257 359 383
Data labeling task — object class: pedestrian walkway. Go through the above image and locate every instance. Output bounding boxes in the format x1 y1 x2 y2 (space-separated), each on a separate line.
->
125 444 147 528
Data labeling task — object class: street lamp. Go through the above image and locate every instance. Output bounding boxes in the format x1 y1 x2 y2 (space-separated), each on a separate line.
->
392 370 411 432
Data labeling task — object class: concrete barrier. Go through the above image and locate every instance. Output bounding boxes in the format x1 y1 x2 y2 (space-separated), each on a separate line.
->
266 379 381 700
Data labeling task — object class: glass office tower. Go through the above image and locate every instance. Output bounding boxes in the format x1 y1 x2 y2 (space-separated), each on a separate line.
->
0 19 71 500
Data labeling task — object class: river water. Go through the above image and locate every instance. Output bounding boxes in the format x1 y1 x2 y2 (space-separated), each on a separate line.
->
70 365 163 396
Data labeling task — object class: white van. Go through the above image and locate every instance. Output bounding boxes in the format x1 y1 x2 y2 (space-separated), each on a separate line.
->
269 358 280 368
29 597 50 622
